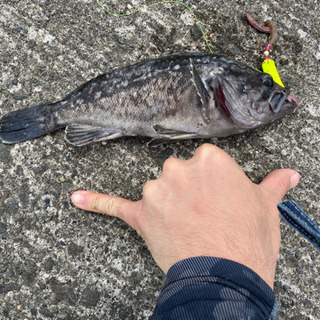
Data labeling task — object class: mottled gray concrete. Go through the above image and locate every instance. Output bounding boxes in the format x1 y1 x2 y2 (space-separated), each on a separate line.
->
0 0 319 319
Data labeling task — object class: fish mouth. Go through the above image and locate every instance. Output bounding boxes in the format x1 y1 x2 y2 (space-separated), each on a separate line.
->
269 91 299 113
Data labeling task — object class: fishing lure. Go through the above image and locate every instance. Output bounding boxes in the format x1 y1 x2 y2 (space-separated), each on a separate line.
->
246 13 284 87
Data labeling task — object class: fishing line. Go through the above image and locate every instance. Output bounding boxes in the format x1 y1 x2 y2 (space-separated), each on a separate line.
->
246 13 277 60
96 0 213 54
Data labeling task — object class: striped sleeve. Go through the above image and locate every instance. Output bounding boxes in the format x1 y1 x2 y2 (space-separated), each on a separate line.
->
151 257 279 320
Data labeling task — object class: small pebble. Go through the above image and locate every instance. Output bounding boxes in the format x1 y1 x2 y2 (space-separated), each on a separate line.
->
12 79 18 86
14 27 23 33
190 24 203 41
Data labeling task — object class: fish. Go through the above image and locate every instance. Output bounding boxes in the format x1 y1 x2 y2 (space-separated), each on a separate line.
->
0 52 298 146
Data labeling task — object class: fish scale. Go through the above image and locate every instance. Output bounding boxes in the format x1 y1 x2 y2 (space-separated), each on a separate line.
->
0 52 297 147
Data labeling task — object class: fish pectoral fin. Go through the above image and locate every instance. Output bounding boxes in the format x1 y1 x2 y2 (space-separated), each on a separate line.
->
153 125 198 140
189 58 211 123
65 124 123 146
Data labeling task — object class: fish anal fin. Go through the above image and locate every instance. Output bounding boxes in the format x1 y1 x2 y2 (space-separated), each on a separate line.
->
65 124 123 146
189 58 211 123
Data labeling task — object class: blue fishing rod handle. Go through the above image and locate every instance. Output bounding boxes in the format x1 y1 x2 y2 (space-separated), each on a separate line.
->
277 200 320 252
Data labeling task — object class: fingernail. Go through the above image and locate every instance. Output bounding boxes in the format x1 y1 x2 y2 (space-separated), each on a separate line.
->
72 192 85 205
290 172 300 189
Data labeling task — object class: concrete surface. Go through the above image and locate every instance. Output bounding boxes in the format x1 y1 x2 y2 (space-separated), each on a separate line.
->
0 0 319 319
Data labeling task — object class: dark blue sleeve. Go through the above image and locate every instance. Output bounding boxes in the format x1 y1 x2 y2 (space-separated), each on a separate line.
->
151 257 279 320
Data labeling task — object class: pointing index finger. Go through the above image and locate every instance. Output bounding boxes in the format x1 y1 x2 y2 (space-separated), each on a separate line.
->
71 190 134 220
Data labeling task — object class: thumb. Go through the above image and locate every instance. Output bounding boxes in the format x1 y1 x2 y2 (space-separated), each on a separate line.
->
259 169 300 203
71 191 140 231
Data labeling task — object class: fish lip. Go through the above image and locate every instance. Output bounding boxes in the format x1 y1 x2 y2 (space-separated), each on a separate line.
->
269 91 298 113
286 93 299 107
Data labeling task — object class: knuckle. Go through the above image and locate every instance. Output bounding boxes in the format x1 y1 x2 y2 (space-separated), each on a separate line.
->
162 157 179 172
162 157 186 177
89 194 121 216
142 180 157 198
194 143 218 161
90 194 101 211
89 194 110 214
143 179 168 203
105 197 118 216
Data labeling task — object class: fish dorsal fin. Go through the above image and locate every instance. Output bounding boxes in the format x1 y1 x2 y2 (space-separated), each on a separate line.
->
65 124 123 146
189 58 211 123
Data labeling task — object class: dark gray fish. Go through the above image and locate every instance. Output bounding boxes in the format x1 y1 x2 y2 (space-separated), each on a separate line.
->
0 52 298 146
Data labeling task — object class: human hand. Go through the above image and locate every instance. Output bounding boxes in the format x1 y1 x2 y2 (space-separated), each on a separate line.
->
71 144 300 289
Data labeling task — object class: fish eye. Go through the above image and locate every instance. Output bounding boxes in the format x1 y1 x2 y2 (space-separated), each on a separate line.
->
260 74 273 87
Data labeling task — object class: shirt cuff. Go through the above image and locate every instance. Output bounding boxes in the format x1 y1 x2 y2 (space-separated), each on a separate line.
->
151 256 279 320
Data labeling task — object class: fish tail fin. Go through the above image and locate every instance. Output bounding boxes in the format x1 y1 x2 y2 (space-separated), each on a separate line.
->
0 103 62 144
